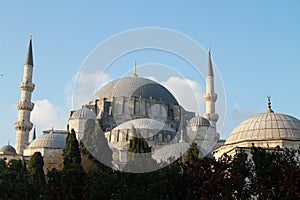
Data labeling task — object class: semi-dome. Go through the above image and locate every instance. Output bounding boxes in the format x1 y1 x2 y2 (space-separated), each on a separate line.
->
0 144 17 155
71 107 97 119
94 77 178 105
225 112 300 145
188 115 210 127
113 118 175 132
28 133 66 149
152 142 190 163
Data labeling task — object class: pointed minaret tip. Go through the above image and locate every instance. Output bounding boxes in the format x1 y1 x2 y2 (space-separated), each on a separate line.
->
32 127 36 141
25 34 34 66
207 48 214 77
132 61 138 77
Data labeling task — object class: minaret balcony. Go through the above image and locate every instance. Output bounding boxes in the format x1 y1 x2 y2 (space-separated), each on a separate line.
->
204 113 219 122
204 93 218 102
17 101 34 111
19 82 35 92
14 121 33 131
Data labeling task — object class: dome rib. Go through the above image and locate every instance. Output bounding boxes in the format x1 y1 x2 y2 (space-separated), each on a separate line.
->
94 77 178 105
71 107 97 119
28 133 66 149
0 144 17 155
113 118 175 132
225 112 300 145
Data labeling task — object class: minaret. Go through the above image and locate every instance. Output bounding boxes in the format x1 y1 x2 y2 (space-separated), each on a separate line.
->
14 35 35 155
203 48 219 132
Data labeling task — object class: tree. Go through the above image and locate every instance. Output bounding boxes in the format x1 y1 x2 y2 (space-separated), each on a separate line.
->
62 129 83 200
0 159 30 200
28 152 45 199
183 141 200 165
45 168 63 200
124 126 157 173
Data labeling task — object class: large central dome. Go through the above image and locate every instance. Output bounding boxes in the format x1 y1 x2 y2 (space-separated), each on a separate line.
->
94 77 178 105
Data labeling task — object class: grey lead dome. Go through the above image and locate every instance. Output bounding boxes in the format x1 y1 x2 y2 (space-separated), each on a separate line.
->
113 118 175 132
71 107 97 119
225 112 300 145
188 115 210 127
28 133 66 149
0 144 17 155
94 77 178 105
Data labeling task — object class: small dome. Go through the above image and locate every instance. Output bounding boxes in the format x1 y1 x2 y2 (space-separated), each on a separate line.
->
28 133 66 149
225 112 300 145
71 107 97 119
187 115 210 127
0 144 17 155
152 142 190 163
94 77 178 105
113 118 175 132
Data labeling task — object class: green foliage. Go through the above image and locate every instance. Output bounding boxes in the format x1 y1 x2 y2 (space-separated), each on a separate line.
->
250 146 300 199
62 129 83 200
45 168 63 200
63 129 81 168
28 152 45 199
125 126 157 172
0 159 30 200
0 144 299 199
183 141 200 165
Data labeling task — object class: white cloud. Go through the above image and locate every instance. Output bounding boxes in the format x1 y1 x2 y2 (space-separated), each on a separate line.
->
161 77 205 114
64 70 112 110
231 102 258 120
31 99 67 133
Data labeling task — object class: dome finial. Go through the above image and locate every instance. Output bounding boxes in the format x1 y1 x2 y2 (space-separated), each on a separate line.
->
266 96 274 113
132 61 138 77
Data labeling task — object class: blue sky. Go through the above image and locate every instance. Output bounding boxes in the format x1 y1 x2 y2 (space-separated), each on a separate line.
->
0 1 299 147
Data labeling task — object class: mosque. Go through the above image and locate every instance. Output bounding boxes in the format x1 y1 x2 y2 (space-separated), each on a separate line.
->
0 36 299 170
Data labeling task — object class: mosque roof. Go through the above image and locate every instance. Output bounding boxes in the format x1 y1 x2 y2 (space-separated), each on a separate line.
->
187 115 210 127
152 142 190 163
0 144 17 155
94 77 178 105
28 132 66 149
113 118 175 132
71 107 97 119
225 112 300 145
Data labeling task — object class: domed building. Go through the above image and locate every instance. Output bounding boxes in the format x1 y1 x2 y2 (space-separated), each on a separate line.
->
67 49 221 167
152 131 190 163
68 106 97 141
187 115 220 155
0 144 21 161
23 129 68 170
214 98 300 159
7 37 220 170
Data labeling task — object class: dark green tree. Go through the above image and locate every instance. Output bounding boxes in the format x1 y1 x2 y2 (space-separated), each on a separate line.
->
28 152 45 199
45 168 63 200
62 129 83 200
183 141 200 165
125 126 157 172
0 159 30 200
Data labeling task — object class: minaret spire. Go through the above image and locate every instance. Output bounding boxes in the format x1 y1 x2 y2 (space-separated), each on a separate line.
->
32 127 36 141
25 33 33 66
204 48 219 132
14 35 35 155
207 48 214 77
132 61 138 77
